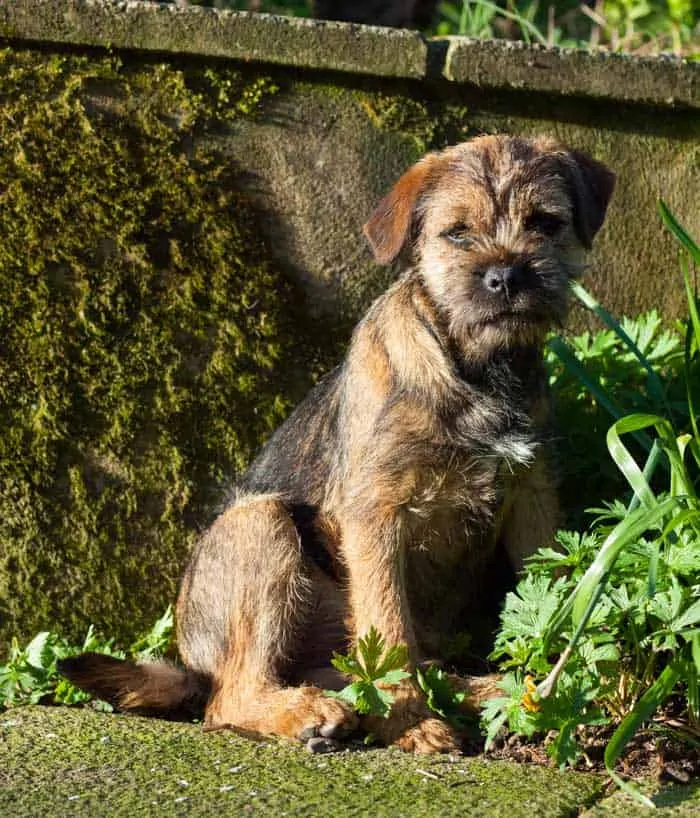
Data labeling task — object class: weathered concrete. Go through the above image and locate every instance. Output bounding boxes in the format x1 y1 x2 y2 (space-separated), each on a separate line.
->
1 2 698 110
1 0 696 333
0 706 604 817
2 707 698 817
224 79 699 329
581 785 700 817
0 1 429 79
442 38 699 109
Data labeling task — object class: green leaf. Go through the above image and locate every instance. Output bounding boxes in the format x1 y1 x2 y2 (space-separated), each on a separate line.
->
547 719 581 768
672 598 700 631
356 627 386 679
658 199 700 266
380 669 412 686
130 604 174 658
24 632 51 670
606 414 665 509
376 643 410 678
571 281 672 416
415 666 466 724
326 628 410 718
571 497 680 628
330 652 364 678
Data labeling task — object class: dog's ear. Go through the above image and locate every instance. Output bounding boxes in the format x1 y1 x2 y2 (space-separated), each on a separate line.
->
363 153 443 265
564 151 616 249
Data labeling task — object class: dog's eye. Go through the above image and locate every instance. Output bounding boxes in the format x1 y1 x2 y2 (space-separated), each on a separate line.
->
525 211 565 237
442 223 472 246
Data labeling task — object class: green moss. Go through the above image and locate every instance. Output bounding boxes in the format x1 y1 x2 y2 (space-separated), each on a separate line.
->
0 49 299 649
0 707 606 817
352 88 483 155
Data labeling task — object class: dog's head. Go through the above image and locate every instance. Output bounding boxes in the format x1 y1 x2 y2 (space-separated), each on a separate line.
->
364 136 615 358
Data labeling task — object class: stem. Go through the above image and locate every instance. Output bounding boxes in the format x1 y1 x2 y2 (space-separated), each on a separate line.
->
537 578 606 699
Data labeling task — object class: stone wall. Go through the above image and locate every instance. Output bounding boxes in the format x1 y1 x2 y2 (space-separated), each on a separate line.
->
0 0 698 647
2 1 699 325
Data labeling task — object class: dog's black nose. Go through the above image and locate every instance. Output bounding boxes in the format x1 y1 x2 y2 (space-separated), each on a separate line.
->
483 265 513 293
482 264 527 294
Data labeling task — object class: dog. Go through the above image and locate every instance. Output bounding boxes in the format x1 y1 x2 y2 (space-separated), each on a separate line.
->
60 135 614 753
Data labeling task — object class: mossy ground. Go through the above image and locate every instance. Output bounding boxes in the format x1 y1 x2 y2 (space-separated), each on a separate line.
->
0 706 604 817
2 706 699 817
0 48 315 650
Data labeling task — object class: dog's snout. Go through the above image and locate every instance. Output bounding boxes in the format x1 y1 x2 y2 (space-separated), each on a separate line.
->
482 265 520 294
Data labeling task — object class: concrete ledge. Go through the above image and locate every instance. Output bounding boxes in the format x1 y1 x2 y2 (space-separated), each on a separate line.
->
1 1 698 108
0 0 428 79
443 38 699 109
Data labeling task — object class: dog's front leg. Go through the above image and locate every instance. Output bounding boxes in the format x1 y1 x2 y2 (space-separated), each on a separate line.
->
500 453 561 571
342 514 416 651
340 514 461 753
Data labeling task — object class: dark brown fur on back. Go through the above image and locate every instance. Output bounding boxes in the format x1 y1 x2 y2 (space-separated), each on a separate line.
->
60 136 614 753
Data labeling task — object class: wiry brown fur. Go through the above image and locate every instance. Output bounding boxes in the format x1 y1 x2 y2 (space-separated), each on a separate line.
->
59 136 614 753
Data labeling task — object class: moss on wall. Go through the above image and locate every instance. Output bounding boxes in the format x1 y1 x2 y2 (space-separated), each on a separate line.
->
0 48 304 649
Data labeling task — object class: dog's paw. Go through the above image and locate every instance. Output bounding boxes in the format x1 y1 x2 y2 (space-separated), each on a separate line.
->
206 685 358 743
392 717 460 754
362 681 461 753
293 691 358 742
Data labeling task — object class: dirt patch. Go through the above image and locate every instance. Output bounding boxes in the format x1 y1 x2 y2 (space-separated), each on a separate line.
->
485 726 700 785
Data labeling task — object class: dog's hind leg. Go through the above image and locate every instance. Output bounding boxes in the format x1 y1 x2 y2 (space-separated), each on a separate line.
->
177 494 357 741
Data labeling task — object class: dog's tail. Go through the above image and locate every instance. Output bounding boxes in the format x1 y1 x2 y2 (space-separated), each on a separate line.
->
58 653 210 718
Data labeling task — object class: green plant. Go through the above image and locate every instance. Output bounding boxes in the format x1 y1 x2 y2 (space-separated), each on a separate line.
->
435 0 699 55
150 0 700 56
325 630 470 730
325 627 411 717
546 306 688 527
482 203 700 806
0 607 174 711
437 0 551 44
415 665 469 727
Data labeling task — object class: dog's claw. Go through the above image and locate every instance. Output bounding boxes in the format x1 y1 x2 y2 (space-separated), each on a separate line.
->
319 719 352 739
298 725 320 741
306 736 343 754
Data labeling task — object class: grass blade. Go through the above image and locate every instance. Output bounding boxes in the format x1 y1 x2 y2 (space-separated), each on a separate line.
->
658 199 700 265
683 317 700 442
570 280 673 418
540 495 679 670
660 508 700 543
608 414 695 501
468 0 549 44
547 337 656 455
659 198 700 442
606 414 662 509
571 497 679 627
604 661 683 808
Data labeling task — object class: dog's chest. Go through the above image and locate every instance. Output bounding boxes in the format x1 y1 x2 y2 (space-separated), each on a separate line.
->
402 425 536 560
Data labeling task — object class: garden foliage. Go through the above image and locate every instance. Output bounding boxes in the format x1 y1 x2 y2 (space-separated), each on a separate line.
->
0 608 174 710
482 203 700 804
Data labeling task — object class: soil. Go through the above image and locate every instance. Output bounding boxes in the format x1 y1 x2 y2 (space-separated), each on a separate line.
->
484 723 700 785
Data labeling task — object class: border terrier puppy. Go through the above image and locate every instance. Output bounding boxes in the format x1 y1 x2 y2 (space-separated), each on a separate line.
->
60 136 614 753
